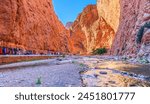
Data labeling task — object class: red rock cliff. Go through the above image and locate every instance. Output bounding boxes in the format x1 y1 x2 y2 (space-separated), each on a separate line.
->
0 0 69 52
68 5 115 54
97 0 150 61
109 0 150 57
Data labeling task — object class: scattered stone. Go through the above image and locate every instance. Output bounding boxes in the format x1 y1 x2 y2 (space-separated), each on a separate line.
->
56 58 62 61
145 77 150 81
99 71 107 75
121 72 128 75
129 73 134 77
56 62 61 65
18 80 25 84
129 84 137 87
104 83 109 86
108 81 116 84
97 61 100 63
94 67 100 69
94 74 99 78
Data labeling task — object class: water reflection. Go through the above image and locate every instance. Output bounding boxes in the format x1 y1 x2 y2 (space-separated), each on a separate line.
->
80 58 150 87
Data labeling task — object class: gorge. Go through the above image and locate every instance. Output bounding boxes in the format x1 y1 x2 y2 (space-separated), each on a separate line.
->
0 0 150 87
0 0 150 60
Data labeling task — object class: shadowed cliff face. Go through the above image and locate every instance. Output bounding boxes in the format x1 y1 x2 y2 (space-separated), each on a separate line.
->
68 5 115 54
110 0 150 60
0 0 69 52
96 0 150 61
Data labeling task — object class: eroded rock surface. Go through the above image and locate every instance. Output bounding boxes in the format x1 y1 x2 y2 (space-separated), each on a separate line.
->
110 0 150 58
0 0 69 52
68 5 115 54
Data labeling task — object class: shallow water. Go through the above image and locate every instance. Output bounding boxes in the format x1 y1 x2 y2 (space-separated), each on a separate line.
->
80 57 150 87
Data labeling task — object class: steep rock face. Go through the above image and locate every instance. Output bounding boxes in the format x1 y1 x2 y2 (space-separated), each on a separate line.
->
97 0 120 32
68 5 115 54
110 0 150 58
0 0 69 52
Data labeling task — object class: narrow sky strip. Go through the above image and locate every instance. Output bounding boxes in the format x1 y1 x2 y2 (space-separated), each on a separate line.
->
53 0 96 25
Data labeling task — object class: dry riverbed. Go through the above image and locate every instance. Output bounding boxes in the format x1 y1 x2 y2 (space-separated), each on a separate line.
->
0 55 150 87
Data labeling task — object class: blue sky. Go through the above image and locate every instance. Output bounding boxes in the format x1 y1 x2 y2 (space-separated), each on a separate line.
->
52 0 96 25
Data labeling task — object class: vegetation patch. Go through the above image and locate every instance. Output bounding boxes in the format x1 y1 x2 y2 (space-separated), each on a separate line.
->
92 48 107 55
36 77 42 85
79 63 85 67
137 22 150 44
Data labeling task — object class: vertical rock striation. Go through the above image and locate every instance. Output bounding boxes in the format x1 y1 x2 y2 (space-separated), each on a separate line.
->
90 0 150 60
0 0 69 53
68 5 115 54
97 0 120 32
110 0 150 59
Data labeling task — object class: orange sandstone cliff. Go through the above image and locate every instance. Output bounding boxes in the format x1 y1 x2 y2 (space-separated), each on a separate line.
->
68 5 115 54
0 0 149 59
0 0 69 53
69 0 150 60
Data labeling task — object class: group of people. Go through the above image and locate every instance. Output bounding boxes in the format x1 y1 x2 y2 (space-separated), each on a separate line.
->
0 47 63 56
0 47 33 55
0 47 20 55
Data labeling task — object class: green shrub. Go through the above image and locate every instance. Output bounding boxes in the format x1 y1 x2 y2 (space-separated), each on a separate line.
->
36 77 42 85
79 63 85 67
93 48 107 55
137 22 150 43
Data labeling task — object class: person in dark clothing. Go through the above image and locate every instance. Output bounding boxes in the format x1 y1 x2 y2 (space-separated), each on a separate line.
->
2 47 7 55
0 47 3 55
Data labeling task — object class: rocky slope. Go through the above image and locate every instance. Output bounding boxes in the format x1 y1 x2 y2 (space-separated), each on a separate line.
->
68 5 115 54
0 0 69 53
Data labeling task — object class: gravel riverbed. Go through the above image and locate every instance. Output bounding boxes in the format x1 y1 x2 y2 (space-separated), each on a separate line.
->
0 56 150 87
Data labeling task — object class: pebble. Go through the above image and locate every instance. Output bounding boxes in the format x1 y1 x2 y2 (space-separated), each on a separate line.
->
108 81 116 84
129 73 134 77
145 77 150 81
94 67 100 69
94 74 99 78
129 84 137 87
56 58 62 61
84 75 97 78
121 72 128 75
99 71 107 75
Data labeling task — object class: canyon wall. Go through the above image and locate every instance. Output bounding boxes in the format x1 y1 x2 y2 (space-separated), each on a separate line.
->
68 5 115 54
109 0 150 59
1 0 149 57
97 0 150 61
0 0 69 53
97 0 120 32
